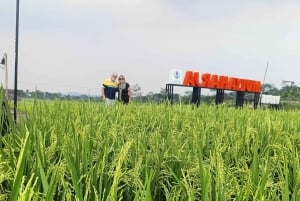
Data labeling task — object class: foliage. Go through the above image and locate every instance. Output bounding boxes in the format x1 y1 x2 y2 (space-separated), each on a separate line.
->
15 82 300 107
0 100 300 200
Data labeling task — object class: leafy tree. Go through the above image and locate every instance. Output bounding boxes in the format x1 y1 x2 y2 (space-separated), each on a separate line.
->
131 84 142 97
262 83 279 95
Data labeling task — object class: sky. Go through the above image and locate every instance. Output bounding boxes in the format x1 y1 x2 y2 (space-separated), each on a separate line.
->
1 0 300 96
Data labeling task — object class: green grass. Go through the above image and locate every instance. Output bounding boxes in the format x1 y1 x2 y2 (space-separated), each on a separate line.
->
0 99 300 200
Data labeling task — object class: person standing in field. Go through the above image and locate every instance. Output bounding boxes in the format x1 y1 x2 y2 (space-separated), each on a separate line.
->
117 75 133 104
101 73 118 105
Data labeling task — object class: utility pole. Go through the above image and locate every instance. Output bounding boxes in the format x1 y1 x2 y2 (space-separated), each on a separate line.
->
14 0 20 121
259 61 269 106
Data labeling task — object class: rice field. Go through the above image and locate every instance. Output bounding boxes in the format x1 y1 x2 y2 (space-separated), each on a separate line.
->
1 98 300 200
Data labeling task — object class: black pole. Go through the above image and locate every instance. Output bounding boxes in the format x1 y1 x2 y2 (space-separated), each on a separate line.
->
191 87 201 107
14 0 20 122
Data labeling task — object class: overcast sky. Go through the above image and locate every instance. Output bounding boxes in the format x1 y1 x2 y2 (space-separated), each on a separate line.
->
1 0 300 95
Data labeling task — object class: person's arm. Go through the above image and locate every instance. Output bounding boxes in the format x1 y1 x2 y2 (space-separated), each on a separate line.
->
101 87 106 100
128 86 133 99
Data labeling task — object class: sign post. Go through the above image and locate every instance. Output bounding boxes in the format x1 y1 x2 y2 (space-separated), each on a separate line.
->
166 69 262 108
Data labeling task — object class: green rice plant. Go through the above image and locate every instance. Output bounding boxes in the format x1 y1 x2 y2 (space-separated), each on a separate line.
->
1 99 300 200
197 146 211 201
10 129 31 201
17 174 38 201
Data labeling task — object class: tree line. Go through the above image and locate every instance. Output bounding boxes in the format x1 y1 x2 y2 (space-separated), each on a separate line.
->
17 81 300 104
